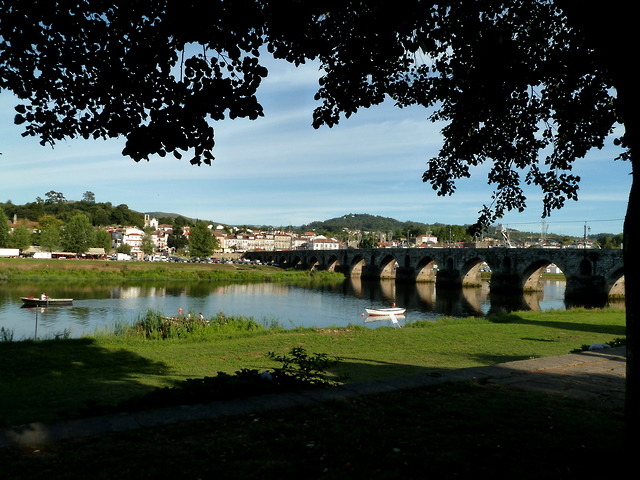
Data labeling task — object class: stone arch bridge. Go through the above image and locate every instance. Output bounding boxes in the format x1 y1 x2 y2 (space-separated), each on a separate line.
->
245 247 624 301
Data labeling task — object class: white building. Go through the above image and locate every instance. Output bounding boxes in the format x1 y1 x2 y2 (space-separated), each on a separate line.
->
112 226 145 258
303 236 345 250
416 234 438 245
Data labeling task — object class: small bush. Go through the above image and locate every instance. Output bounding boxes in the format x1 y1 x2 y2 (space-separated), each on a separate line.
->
86 347 343 415
131 309 211 339
126 310 266 339
267 346 342 386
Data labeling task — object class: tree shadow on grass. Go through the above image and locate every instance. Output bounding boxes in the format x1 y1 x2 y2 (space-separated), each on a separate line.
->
0 338 170 426
487 312 626 337
331 356 446 382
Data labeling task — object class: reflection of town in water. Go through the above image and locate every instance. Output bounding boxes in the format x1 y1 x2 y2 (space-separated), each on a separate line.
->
0 277 623 341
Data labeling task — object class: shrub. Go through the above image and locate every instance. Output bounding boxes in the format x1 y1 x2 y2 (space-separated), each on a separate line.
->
131 309 210 339
127 310 266 339
85 347 343 415
267 346 342 386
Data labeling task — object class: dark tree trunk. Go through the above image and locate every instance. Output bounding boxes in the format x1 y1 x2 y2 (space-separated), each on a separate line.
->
560 0 639 452
619 82 640 450
611 27 640 456
610 33 639 464
624 158 638 449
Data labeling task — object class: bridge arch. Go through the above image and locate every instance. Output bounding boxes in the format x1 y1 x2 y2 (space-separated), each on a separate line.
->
520 259 554 291
379 254 398 279
326 254 340 272
415 255 437 282
291 255 303 269
604 264 625 297
308 255 320 271
460 256 485 287
349 254 366 278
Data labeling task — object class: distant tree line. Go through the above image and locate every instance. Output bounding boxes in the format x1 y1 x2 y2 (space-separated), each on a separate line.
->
0 207 112 254
594 233 623 249
0 191 145 227
0 193 222 257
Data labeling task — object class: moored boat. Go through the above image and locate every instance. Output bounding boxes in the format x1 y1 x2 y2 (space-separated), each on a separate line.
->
21 297 73 307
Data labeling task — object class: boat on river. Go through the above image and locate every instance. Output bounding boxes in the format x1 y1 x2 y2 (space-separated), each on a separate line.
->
21 297 73 307
365 307 406 316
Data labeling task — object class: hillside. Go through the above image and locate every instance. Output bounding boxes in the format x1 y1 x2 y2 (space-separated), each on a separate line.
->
299 213 434 234
146 212 203 225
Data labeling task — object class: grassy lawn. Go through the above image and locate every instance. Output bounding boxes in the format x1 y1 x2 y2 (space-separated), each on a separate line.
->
0 308 625 426
0 307 625 478
0 257 342 284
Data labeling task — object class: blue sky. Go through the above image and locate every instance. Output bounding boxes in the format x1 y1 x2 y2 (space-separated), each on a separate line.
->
0 56 631 237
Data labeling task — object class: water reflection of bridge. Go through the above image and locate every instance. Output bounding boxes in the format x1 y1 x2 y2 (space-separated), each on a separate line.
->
246 247 624 303
352 277 625 316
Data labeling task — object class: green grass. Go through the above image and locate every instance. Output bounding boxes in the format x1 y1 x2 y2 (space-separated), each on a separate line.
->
0 257 345 284
0 307 625 478
0 307 625 427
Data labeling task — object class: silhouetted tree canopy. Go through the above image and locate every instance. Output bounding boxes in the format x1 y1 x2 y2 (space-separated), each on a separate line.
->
1 1 635 226
1 0 637 445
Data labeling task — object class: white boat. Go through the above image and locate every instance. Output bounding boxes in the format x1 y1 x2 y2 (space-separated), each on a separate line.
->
365 307 406 316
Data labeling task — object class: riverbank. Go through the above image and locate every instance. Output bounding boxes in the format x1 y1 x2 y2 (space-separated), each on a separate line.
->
0 257 344 283
2 257 568 281
0 307 625 427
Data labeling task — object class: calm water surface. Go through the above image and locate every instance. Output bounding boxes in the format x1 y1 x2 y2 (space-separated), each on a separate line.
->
0 278 621 340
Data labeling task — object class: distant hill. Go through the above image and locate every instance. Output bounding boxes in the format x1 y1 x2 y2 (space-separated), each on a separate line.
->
145 211 438 233
145 212 210 224
145 212 183 220
299 213 437 234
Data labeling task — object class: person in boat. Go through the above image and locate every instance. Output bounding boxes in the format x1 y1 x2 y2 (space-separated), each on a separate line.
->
40 293 48 301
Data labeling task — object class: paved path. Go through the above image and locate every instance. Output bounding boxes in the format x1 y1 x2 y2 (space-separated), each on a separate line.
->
1 347 626 449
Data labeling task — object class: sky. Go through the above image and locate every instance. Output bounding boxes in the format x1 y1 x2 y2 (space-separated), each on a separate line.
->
0 56 631 238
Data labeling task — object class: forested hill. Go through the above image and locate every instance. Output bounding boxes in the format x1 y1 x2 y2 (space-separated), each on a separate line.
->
1 197 146 227
299 213 436 234
1 192 200 228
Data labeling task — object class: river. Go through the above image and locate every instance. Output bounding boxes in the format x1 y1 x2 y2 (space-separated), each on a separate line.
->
0 278 624 341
